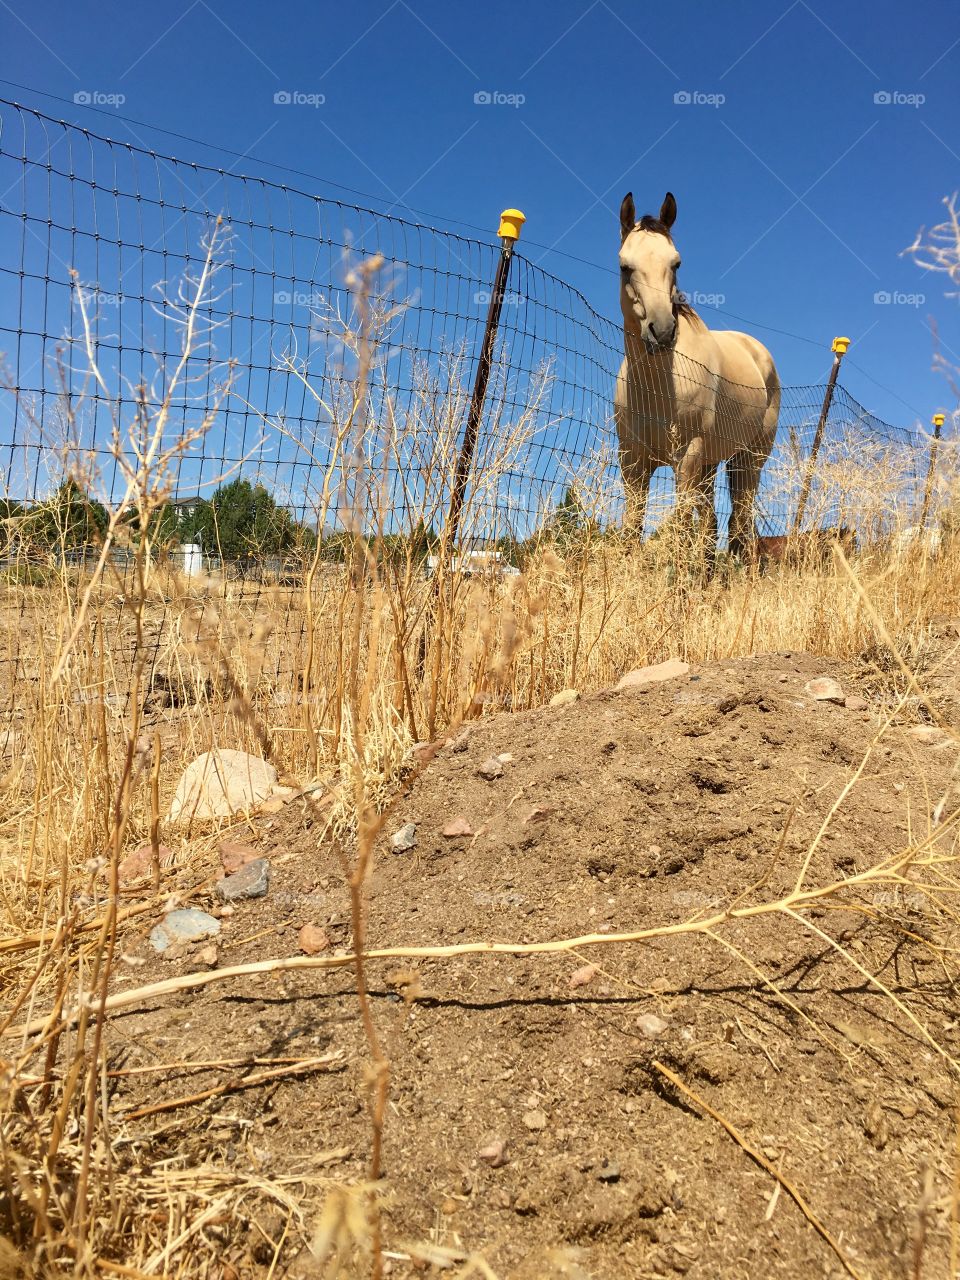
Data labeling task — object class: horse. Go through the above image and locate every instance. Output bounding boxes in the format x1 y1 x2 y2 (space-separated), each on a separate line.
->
614 191 781 563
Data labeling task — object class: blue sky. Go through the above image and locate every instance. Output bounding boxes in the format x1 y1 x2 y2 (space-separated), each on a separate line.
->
1 0 959 435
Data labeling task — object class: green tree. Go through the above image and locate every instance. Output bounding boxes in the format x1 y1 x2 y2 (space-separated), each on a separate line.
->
179 479 296 558
25 479 108 548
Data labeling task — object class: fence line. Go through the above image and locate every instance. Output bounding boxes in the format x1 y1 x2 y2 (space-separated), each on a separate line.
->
1 99 926 544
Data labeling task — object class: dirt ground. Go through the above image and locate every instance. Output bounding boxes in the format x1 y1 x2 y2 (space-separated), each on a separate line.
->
37 640 960 1278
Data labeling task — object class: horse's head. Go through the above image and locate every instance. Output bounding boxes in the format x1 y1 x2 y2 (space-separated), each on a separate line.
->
618 191 681 353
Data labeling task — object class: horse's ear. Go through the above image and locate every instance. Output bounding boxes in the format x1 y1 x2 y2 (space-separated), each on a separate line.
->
659 191 677 229
620 192 636 240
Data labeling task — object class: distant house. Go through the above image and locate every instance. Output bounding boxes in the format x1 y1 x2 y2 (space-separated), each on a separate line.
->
168 494 203 520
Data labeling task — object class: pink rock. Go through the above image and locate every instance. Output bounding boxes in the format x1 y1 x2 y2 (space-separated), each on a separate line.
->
299 924 330 955
804 677 845 704
442 816 474 838
844 695 869 711
617 659 690 691
569 963 598 989
117 843 173 884
479 1139 509 1168
219 841 261 874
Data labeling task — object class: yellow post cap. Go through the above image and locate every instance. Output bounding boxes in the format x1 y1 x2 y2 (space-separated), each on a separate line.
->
832 336 851 356
933 413 946 427
498 208 526 240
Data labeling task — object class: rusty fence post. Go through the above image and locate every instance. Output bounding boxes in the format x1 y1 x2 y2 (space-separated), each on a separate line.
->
792 335 849 535
440 207 526 564
918 412 946 532
421 208 525 736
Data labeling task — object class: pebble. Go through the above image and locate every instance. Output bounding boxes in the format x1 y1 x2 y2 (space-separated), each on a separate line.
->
844 695 869 711
478 1139 509 1167
215 857 271 902
569 964 598 989
450 728 471 753
118 843 174 884
617 659 690 691
522 1108 548 1131
804 677 845 704
906 725 951 747
390 823 417 852
637 1013 670 1038
299 923 330 955
219 841 261 874
549 688 579 707
150 908 221 953
478 756 504 781
442 816 474 838
597 1159 621 1183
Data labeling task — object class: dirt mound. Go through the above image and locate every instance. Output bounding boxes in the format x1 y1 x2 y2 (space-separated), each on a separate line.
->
78 650 960 1277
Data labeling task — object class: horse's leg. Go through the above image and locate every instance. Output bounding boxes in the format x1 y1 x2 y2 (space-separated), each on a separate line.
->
693 463 719 576
728 448 763 563
675 436 708 573
622 457 653 537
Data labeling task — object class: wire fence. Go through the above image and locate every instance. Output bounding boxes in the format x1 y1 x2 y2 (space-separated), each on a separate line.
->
0 99 941 713
1 100 927 544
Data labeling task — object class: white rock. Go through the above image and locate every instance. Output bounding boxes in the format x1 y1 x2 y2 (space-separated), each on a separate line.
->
168 750 278 822
549 688 580 707
617 659 690 691
804 677 845 704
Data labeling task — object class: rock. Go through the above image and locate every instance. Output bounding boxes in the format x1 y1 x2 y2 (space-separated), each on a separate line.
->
524 806 555 824
219 841 260 874
569 964 598 990
390 822 417 852
150 908 220 953
549 688 579 707
844 695 869 711
617 659 690 691
450 728 471 753
196 944 219 967
299 923 330 955
522 1109 548 1131
215 857 271 902
168 750 278 822
479 1139 509 1167
804 677 845 704
597 1159 621 1183
637 1013 670 1038
117 843 174 884
442 816 474 838
478 756 504 781
906 725 951 746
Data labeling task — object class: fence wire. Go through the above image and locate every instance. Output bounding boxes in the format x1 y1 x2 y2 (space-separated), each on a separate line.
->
0 99 937 710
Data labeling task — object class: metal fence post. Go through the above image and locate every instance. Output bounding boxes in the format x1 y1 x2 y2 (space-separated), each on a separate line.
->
792 335 850 534
440 208 526 561
919 412 946 531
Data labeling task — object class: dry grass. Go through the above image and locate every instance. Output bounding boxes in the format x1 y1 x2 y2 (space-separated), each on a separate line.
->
1 243 960 1277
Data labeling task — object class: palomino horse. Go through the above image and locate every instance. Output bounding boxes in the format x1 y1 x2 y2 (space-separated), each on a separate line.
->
614 191 781 561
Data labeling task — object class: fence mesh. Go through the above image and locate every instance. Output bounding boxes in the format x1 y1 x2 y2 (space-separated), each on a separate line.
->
0 99 936 712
